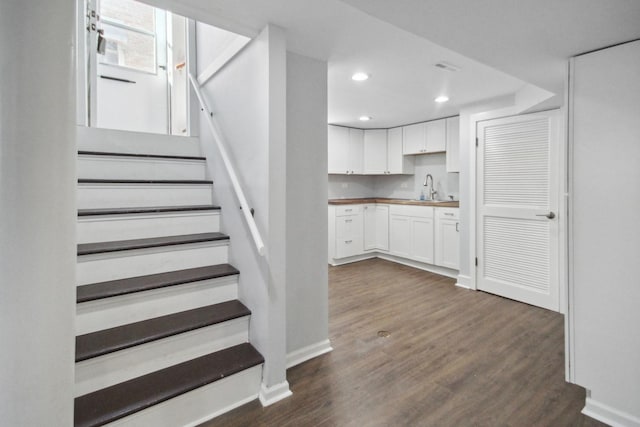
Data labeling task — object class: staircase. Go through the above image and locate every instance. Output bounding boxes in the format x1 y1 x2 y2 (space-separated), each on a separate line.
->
74 128 263 427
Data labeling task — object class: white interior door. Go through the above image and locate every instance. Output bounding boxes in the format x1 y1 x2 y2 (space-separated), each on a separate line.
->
93 0 169 134
477 111 561 311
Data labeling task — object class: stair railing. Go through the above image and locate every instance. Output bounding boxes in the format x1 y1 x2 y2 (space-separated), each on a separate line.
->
188 74 266 257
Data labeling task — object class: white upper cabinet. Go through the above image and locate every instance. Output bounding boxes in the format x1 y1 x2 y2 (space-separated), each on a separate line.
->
425 119 446 152
328 125 363 174
402 119 446 154
363 129 388 174
387 127 414 174
348 128 364 174
445 116 460 172
328 125 349 174
402 122 425 155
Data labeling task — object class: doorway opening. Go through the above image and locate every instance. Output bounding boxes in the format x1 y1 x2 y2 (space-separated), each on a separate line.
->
81 0 190 135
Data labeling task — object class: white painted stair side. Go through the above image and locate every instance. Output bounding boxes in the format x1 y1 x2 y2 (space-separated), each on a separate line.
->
78 154 207 180
77 241 229 286
77 126 202 157
75 317 249 397
104 365 262 427
76 275 238 335
77 182 213 209
77 211 220 243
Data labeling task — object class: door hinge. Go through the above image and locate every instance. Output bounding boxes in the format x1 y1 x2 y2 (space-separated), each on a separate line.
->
475 137 479 147
475 257 478 266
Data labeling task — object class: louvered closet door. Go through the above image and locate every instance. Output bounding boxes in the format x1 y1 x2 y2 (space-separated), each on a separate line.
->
477 111 560 311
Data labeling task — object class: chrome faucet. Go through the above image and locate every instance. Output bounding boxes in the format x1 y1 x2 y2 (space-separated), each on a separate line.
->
423 173 437 201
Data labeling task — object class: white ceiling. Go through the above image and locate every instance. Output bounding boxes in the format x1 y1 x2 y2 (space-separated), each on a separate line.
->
152 0 640 128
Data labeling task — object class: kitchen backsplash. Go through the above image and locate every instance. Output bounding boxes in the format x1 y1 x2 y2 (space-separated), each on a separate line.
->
328 153 459 201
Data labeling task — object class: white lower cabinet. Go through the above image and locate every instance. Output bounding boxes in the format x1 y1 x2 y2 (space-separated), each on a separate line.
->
435 208 460 269
364 204 389 252
389 205 434 263
411 217 434 264
375 205 389 251
330 203 458 272
389 215 411 257
363 204 377 251
336 215 363 259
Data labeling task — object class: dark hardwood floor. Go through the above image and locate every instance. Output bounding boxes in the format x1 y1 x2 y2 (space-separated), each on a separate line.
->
201 258 605 427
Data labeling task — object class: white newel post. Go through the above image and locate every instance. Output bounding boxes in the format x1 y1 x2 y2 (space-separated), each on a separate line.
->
0 1 76 425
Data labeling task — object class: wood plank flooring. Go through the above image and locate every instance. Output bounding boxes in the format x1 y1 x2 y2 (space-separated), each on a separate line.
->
200 258 605 427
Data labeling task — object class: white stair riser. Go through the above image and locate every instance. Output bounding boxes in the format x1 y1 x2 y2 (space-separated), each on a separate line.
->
105 365 262 427
78 156 207 181
75 317 249 397
77 242 229 286
78 184 213 209
76 276 238 335
77 212 220 244
77 127 202 157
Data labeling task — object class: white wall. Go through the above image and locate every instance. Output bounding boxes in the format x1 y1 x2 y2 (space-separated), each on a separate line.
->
285 52 330 358
197 23 288 394
569 40 640 426
0 1 76 425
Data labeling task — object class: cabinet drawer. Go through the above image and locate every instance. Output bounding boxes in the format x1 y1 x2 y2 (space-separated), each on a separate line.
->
336 205 362 216
336 235 363 258
336 215 362 238
389 204 434 218
436 207 459 220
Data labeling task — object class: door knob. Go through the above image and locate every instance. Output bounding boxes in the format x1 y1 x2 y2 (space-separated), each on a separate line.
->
535 212 555 219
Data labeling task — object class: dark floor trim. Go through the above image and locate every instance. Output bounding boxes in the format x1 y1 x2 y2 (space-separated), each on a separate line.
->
78 150 206 161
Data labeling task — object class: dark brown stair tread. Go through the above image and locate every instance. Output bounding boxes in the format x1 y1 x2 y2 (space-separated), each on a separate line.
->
78 178 213 184
78 205 220 216
77 232 228 255
76 301 250 362
74 343 263 427
77 264 239 303
78 150 206 161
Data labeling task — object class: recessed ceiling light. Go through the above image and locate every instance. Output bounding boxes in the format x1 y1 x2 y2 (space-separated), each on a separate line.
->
359 116 372 121
434 95 449 103
352 72 369 81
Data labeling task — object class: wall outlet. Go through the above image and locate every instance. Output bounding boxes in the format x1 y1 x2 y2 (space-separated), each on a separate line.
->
400 182 408 188
341 183 348 188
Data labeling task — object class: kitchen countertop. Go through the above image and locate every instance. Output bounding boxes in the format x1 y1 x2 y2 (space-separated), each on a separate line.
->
328 198 459 208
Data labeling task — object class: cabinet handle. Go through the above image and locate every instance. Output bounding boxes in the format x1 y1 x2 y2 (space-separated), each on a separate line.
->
345 209 352 212
444 213 454 216
456 222 459 232
345 219 352 223
345 240 352 244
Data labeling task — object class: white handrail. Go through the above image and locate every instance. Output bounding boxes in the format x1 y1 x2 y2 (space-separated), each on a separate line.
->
188 74 266 257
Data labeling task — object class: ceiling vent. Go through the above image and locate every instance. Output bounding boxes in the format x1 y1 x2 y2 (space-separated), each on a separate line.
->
434 62 460 72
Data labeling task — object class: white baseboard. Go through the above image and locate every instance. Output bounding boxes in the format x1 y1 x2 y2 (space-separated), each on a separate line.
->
376 253 458 279
258 380 292 407
583 396 640 427
455 274 474 290
286 339 333 369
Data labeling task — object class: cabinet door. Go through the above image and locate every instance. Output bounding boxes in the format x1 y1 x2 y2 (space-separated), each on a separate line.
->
411 217 434 264
348 128 364 174
363 205 377 251
328 125 349 174
445 116 460 172
436 219 459 269
390 215 411 257
387 127 414 174
425 119 446 153
402 122 425 154
363 129 388 174
375 205 389 251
